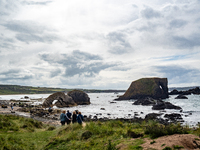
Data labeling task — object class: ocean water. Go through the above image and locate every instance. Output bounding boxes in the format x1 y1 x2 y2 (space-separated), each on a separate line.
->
0 93 200 127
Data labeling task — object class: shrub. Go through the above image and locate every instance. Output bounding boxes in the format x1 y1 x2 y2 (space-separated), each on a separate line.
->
47 126 56 131
21 118 43 129
127 129 143 138
150 140 156 144
163 147 172 150
85 121 114 137
173 145 184 149
106 140 118 150
145 121 189 138
81 130 93 139
107 120 124 128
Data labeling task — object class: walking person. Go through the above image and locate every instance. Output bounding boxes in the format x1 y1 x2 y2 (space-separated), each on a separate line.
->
77 111 84 125
72 111 77 124
10 103 13 110
66 110 72 125
60 110 66 126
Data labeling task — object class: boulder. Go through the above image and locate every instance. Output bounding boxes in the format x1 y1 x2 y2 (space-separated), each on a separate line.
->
164 102 182 109
1 105 7 108
67 90 90 105
145 113 162 120
169 89 180 95
42 92 76 108
152 100 182 110
175 95 188 99
133 97 156 105
115 77 169 100
189 87 200 94
164 113 183 121
152 101 166 110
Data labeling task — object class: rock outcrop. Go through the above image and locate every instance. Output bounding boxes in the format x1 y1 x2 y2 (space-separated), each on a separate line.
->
152 101 182 110
67 90 90 105
42 90 90 108
132 97 156 105
42 92 76 108
175 95 188 99
164 113 183 121
169 87 200 95
132 97 182 110
115 77 169 100
145 113 162 120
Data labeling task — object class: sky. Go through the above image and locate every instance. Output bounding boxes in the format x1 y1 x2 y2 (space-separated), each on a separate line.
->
0 0 200 90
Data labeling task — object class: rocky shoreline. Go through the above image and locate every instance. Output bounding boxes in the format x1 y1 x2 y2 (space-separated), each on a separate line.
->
1 84 200 127
0 99 195 127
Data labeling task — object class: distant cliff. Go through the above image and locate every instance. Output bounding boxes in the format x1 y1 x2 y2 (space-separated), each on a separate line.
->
115 78 169 100
0 84 125 95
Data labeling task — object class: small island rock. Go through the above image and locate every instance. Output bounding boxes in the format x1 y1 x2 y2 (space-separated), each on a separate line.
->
115 77 169 100
67 90 90 105
175 94 188 99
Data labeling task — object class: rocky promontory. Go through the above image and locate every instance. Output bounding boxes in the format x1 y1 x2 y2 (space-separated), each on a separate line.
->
115 77 169 100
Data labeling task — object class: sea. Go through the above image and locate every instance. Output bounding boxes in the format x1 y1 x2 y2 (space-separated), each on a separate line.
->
0 92 200 127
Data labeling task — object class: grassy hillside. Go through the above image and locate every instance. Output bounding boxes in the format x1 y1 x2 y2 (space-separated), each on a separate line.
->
0 85 69 95
0 84 125 95
1 114 200 150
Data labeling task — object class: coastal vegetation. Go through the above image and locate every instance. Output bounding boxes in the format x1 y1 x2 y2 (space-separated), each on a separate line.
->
1 114 200 150
0 84 125 95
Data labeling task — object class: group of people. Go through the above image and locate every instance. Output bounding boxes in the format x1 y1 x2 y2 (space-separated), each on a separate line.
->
60 110 84 126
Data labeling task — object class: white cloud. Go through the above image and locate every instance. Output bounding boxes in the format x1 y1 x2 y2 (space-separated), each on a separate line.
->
0 0 200 89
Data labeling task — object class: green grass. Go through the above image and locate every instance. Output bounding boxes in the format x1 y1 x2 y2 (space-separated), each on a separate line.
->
144 120 190 138
0 114 58 150
0 114 197 150
173 145 184 149
162 147 172 150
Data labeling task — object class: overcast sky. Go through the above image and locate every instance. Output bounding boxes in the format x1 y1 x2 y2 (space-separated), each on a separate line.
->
0 0 200 89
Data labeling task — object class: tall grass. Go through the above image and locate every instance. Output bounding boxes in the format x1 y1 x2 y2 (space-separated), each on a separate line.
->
144 120 190 138
0 114 196 150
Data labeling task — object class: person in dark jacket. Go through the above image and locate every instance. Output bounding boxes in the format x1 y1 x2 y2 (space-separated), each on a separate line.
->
66 110 72 125
60 110 66 126
72 111 77 124
77 111 84 125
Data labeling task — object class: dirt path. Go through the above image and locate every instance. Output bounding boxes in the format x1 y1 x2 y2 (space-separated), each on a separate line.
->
141 134 200 150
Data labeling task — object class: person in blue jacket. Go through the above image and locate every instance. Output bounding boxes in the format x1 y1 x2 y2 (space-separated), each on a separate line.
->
77 111 84 125
60 110 66 126
66 110 72 125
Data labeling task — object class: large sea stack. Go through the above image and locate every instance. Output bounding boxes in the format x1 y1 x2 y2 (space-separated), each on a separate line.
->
115 77 169 100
